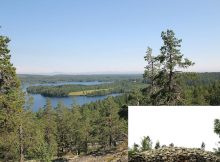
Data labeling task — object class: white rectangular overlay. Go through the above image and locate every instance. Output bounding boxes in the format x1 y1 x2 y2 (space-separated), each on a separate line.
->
128 106 220 151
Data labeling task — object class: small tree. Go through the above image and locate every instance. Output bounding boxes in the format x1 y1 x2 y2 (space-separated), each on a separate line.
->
214 119 220 155
155 141 160 149
140 136 152 151
169 143 174 147
214 119 220 135
132 143 140 153
201 142 205 150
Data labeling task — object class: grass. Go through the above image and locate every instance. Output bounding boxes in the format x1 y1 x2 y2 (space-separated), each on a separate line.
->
69 89 109 96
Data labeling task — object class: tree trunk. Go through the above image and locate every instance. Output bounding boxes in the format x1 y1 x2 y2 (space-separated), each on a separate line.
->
168 52 173 105
19 125 24 162
109 134 113 147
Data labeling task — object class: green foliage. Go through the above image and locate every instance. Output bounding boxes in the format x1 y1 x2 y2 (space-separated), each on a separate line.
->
40 99 58 160
143 47 160 105
118 105 128 120
215 119 220 134
212 119 220 155
154 141 160 149
209 81 220 105
154 29 194 105
96 97 125 148
26 80 145 97
128 143 140 156
143 30 195 105
55 101 72 156
18 95 128 160
0 35 25 161
140 136 152 151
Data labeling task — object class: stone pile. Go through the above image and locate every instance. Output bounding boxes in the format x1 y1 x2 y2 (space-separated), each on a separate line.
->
129 147 220 162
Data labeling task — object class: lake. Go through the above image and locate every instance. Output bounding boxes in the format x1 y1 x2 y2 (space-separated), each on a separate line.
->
22 81 120 111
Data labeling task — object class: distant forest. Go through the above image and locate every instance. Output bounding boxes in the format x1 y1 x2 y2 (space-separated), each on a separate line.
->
22 72 220 105
18 74 143 84
18 72 220 85
25 81 145 97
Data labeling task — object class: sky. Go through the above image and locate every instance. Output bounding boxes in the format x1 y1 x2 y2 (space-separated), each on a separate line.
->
0 0 220 74
129 106 220 151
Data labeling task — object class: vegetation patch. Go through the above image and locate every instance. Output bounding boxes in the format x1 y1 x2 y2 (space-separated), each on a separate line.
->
26 81 145 97
69 88 110 96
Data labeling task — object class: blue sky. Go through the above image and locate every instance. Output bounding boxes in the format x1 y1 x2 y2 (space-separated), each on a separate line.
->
0 0 220 74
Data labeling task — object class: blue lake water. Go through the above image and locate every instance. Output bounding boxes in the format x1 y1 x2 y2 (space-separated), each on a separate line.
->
29 93 120 111
22 81 120 111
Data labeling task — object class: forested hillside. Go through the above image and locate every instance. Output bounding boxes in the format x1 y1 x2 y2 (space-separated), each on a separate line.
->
0 34 131 161
1 29 220 161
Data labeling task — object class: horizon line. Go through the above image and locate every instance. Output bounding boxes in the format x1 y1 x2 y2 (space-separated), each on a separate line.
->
17 71 220 76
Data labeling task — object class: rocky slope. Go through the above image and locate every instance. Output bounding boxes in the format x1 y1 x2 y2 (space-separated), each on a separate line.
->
129 147 220 162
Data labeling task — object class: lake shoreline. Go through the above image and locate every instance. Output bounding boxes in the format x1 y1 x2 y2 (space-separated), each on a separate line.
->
23 81 122 111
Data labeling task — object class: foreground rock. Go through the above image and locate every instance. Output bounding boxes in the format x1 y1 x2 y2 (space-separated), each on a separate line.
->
51 150 127 162
129 147 220 162
52 141 128 162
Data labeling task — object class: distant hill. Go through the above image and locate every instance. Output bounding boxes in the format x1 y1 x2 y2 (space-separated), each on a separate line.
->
17 74 143 84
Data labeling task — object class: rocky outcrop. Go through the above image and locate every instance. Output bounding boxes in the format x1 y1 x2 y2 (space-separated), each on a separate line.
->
129 147 220 162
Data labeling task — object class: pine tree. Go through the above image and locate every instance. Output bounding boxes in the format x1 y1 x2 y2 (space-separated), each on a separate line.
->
214 119 220 155
118 104 128 120
143 47 160 105
128 90 143 106
55 101 71 157
69 105 82 155
169 143 174 147
132 143 139 153
0 35 25 161
153 30 194 105
214 119 220 136
201 142 205 150
21 105 47 160
40 99 57 161
98 97 123 149
155 141 160 149
140 136 152 151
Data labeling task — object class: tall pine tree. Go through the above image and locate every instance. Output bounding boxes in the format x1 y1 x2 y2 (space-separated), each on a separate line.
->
40 99 57 161
0 35 25 161
143 47 160 105
153 30 194 105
